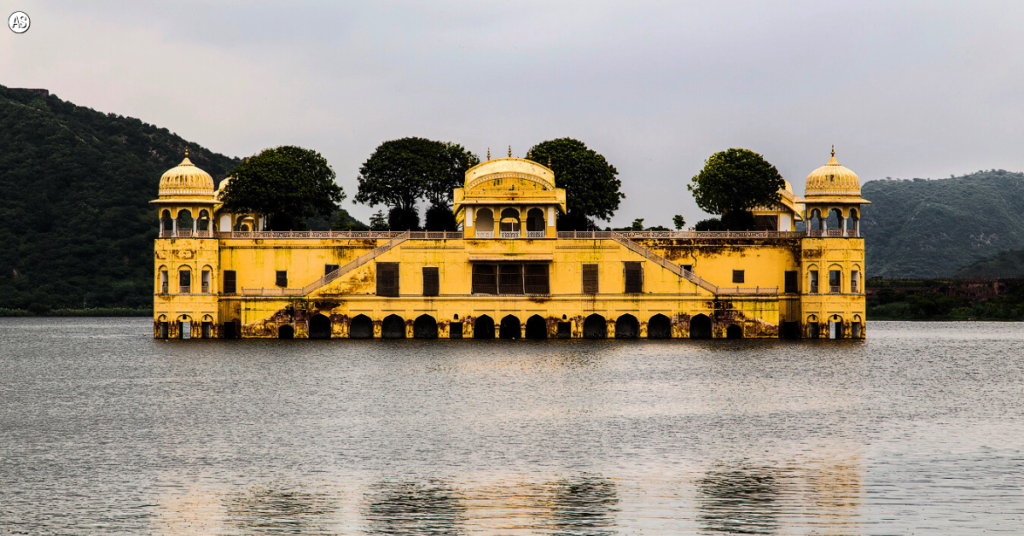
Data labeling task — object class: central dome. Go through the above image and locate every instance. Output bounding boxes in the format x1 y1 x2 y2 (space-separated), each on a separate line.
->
158 153 215 198
804 149 861 198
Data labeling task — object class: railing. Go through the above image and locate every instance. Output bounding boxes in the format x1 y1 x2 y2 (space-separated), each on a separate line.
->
179 285 190 294
474 231 494 238
408 232 464 240
242 231 410 296
526 231 546 238
159 230 214 238
201 284 210 293
830 285 841 293
499 231 521 239
220 230 408 239
160 283 168 294
807 229 859 238
558 231 806 239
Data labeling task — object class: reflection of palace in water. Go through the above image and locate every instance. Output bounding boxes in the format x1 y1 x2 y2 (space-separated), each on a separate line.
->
153 149 867 341
150 460 861 534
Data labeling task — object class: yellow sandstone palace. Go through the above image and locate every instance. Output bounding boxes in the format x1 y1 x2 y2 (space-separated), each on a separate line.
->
152 149 868 340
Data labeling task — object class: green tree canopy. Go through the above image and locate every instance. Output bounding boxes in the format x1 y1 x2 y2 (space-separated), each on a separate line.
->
355 137 479 213
220 146 344 231
526 138 625 231
687 148 784 230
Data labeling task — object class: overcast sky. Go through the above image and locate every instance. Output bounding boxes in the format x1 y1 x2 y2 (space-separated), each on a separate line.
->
4 1 1024 226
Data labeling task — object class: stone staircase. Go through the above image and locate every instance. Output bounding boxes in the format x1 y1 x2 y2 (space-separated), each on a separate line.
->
241 231 410 297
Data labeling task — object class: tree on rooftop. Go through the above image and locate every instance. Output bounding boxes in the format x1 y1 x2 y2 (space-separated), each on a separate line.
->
220 146 344 231
687 148 784 231
526 138 625 231
354 137 478 231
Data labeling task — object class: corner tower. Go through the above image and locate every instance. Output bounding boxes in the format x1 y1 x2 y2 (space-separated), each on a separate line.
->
799 147 869 339
151 151 221 338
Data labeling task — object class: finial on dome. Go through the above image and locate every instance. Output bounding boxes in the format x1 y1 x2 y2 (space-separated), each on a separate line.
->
548 157 552 168
508 145 512 158
487 148 490 160
185 147 189 157
831 145 835 158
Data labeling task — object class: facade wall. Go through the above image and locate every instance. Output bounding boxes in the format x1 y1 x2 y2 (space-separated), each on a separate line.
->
152 235 867 339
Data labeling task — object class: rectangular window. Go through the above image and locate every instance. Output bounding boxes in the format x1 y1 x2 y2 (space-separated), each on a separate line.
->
422 267 439 296
557 322 572 338
682 264 693 273
179 270 191 294
809 270 818 294
276 270 288 288
582 264 599 294
201 270 211 293
624 262 643 293
830 269 842 293
851 270 860 293
498 264 524 294
784 271 798 293
449 322 463 339
376 263 399 297
733 270 745 284
472 264 497 295
325 264 340 276
223 270 236 294
524 264 550 294
753 215 779 231
160 271 168 294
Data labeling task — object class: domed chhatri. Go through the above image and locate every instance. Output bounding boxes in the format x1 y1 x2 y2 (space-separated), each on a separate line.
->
804 146 864 200
158 150 215 199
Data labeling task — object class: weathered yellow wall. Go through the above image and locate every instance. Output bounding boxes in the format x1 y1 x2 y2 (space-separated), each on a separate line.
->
150 234 865 340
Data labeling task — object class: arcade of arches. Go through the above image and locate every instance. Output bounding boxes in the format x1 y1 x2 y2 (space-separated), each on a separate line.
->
256 311 848 340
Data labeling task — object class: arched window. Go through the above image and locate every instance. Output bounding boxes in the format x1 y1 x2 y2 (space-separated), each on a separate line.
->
475 208 494 233
828 265 843 293
807 264 819 294
828 208 844 236
220 214 232 233
176 209 194 237
158 266 169 294
809 209 823 235
526 208 545 234
847 208 860 237
500 208 520 236
201 265 213 293
178 267 192 294
160 210 173 236
198 210 210 232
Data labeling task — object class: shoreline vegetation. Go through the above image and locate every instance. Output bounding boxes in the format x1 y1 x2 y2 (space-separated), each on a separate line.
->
0 307 151 317
867 278 1024 321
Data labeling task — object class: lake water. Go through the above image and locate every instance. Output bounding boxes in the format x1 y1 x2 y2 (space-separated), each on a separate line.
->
1 318 1023 535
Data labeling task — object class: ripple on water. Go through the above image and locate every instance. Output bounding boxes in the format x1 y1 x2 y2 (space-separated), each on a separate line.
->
1 318 1023 534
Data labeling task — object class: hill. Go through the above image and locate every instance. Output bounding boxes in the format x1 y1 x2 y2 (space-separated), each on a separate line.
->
954 249 1024 278
860 171 1024 277
0 85 240 313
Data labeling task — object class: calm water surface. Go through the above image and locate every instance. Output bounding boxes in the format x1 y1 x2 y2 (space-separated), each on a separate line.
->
1 318 1023 535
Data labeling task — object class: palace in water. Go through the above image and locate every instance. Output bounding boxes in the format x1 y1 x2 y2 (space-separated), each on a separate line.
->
152 149 869 340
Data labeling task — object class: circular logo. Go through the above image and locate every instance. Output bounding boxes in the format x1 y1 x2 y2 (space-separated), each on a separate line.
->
9 11 30 34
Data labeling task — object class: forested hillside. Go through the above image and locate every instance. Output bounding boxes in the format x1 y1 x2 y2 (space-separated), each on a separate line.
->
861 171 1024 277
955 249 1024 278
0 85 240 312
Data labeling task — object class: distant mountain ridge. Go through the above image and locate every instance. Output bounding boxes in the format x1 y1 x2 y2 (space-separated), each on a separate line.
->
955 249 1024 278
860 171 1024 278
0 84 241 312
